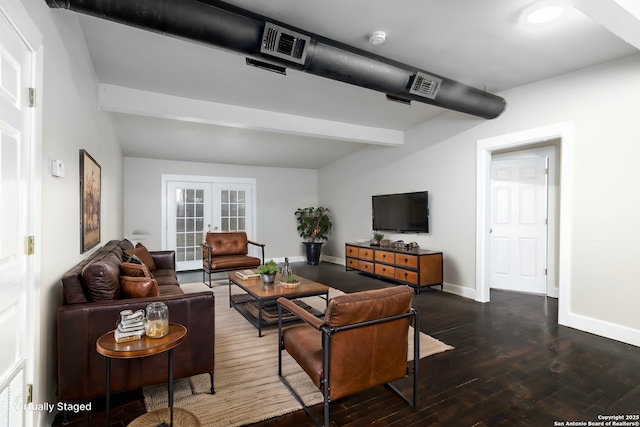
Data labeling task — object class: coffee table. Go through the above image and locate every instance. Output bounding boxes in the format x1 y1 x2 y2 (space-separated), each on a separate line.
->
228 272 329 337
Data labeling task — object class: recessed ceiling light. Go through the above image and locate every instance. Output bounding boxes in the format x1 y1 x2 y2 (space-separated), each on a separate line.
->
523 1 567 24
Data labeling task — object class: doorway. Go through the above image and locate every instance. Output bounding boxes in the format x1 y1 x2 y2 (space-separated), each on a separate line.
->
162 175 256 271
489 151 553 295
476 122 574 313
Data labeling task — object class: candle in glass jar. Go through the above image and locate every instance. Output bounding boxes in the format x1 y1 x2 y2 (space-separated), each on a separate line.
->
146 319 169 338
145 302 169 338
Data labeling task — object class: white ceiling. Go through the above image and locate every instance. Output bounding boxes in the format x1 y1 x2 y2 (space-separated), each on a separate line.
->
73 0 639 168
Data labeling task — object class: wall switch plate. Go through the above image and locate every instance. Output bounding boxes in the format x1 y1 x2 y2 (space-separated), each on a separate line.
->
51 159 65 177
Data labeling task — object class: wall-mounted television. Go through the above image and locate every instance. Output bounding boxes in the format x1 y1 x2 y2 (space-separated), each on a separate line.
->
372 191 429 233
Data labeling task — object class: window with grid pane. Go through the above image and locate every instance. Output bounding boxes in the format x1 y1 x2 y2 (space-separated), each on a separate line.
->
220 190 246 232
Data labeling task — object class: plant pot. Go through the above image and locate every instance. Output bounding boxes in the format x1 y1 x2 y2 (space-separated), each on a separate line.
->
303 241 324 265
260 273 276 284
280 280 300 289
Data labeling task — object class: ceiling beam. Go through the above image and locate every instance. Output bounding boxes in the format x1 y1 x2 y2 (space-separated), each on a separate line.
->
571 0 640 50
98 84 404 146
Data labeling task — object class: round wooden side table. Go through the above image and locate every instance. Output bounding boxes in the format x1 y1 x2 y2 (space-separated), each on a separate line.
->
96 323 187 427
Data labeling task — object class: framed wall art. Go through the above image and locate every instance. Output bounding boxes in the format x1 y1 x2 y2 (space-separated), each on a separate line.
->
80 149 101 253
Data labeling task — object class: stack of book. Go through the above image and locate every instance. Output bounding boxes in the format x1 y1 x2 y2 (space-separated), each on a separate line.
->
114 309 146 343
235 269 259 280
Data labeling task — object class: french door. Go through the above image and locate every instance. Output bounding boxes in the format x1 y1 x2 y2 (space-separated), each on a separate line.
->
164 176 255 271
166 182 210 271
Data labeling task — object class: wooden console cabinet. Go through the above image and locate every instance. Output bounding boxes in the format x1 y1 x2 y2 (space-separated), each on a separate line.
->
345 242 443 292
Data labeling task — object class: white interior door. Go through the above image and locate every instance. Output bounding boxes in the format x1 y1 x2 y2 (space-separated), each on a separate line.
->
164 176 255 271
0 9 35 427
490 157 548 294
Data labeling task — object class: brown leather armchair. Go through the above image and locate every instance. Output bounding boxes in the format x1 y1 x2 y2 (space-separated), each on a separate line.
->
202 232 265 287
277 286 419 427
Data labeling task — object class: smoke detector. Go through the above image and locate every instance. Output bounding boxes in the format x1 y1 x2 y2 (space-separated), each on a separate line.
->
368 31 386 46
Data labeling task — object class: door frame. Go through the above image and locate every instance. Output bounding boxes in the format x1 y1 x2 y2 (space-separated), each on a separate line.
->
476 122 574 324
161 174 258 252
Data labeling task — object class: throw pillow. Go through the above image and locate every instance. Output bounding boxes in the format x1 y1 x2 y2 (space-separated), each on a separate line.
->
120 276 160 298
120 262 152 278
124 243 156 271
123 253 143 264
118 239 135 251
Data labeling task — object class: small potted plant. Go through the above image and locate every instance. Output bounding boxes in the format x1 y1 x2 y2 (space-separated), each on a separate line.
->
372 232 384 246
294 206 332 265
281 274 300 288
257 259 279 284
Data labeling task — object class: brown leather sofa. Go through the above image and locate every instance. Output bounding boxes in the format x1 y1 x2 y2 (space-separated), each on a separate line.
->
202 231 265 286
57 239 215 404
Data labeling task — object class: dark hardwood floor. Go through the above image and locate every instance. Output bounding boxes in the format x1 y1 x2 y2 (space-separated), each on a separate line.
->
53 262 640 426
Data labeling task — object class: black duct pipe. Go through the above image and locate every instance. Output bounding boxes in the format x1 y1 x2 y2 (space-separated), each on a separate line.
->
46 0 506 119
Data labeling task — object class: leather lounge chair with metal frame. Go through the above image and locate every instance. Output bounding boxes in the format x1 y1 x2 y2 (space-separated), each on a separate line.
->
277 285 419 427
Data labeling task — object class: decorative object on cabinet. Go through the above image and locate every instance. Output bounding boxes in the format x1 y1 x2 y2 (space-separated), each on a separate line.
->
380 239 392 247
372 232 384 246
345 242 443 293
294 207 332 265
79 149 101 253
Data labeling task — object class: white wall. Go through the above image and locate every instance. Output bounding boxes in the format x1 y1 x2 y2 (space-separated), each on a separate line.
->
320 53 640 345
319 114 483 287
20 1 124 424
124 157 318 261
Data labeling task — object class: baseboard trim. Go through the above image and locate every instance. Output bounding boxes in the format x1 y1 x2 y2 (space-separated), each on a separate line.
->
321 255 343 265
443 282 476 300
265 256 306 264
562 311 640 348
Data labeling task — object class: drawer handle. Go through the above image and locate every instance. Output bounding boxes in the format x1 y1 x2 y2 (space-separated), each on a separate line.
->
404 258 408 263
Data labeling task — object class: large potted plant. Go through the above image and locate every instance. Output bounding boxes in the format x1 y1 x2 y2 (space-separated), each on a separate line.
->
295 206 332 265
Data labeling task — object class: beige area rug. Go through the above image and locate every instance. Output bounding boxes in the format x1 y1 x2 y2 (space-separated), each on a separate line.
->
142 281 453 427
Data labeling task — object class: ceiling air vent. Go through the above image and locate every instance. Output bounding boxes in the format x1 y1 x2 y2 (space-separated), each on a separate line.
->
408 72 442 99
260 22 310 65
386 94 412 105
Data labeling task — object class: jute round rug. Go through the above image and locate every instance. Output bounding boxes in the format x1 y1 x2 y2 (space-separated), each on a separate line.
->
129 408 200 427
141 281 453 427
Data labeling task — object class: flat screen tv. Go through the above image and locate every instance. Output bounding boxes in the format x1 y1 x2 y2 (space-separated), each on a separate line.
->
372 191 429 233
